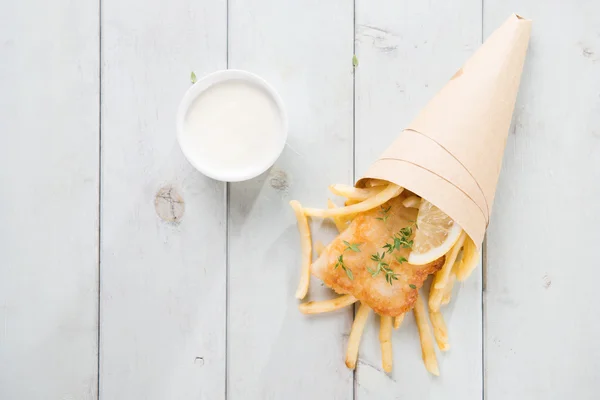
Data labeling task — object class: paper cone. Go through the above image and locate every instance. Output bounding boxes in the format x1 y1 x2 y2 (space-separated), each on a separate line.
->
357 14 532 247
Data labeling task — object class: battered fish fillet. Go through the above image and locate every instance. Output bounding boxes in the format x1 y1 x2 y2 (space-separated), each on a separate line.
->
311 194 444 317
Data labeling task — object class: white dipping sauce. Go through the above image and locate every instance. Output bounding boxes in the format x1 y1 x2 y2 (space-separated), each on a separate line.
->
180 79 284 177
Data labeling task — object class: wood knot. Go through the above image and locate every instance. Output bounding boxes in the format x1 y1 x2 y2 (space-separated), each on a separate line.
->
155 186 185 222
543 274 552 289
269 168 290 192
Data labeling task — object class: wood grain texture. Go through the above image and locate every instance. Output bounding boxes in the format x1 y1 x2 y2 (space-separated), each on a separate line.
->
100 1 227 399
354 2 483 398
227 0 354 398
484 2 600 399
3 2 598 399
0 1 99 399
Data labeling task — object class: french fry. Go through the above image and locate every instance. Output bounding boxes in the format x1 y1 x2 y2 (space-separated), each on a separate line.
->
456 235 480 281
365 178 388 187
441 273 456 305
345 303 371 369
433 231 466 290
429 311 450 351
431 246 462 311
429 284 443 312
394 313 405 329
290 200 312 299
344 199 361 206
327 199 348 232
304 184 403 218
413 295 440 376
299 294 357 314
314 240 325 257
379 315 393 372
329 184 384 202
402 195 421 208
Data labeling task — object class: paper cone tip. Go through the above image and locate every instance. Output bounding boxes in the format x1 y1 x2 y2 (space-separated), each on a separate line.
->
357 14 532 247
513 13 531 22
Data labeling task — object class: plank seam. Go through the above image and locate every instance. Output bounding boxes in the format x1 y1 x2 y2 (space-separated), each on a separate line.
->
481 3 486 400
352 0 357 399
97 0 103 397
225 0 230 398
482 236 487 400
225 181 230 400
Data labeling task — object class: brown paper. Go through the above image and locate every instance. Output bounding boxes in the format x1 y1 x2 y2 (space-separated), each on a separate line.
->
357 14 532 247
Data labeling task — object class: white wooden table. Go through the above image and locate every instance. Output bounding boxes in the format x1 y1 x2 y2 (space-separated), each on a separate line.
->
2 1 599 399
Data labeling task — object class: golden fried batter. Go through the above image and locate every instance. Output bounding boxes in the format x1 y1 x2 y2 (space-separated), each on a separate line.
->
311 195 444 316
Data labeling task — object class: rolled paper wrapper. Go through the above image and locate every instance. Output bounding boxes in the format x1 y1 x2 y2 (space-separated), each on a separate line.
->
356 13 532 248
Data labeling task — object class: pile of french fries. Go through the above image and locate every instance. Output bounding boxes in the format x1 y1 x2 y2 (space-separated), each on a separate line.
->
290 180 479 375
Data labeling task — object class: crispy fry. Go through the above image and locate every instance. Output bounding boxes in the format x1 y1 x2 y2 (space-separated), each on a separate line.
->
433 231 466 290
304 184 403 218
329 184 385 202
456 235 480 281
441 273 456 305
364 178 388 187
379 315 393 372
428 284 443 312
345 303 371 369
431 242 463 311
314 240 325 257
327 199 348 232
402 195 421 208
299 294 357 314
413 295 440 376
393 313 405 329
344 199 361 206
290 200 312 299
429 311 450 351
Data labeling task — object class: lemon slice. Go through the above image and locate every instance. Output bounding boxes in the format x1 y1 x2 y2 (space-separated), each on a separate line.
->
408 199 462 265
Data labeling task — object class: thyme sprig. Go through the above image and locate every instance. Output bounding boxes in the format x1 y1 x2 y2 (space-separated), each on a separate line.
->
375 205 392 223
370 216 418 286
334 241 362 280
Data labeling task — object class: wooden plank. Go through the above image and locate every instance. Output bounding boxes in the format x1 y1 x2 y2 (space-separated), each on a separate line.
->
484 3 600 399
0 1 99 399
100 1 227 399
227 0 354 398
354 2 483 398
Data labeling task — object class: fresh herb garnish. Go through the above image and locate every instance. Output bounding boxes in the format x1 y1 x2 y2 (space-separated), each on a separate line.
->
367 252 399 284
383 234 412 255
346 268 354 280
377 218 414 254
376 205 392 222
367 252 398 286
335 254 354 280
367 252 387 276
384 268 399 285
334 242 361 279
399 226 413 239
409 284 417 289
395 256 407 264
369 220 418 286
343 241 361 252
190 71 197 84
383 223 416 255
